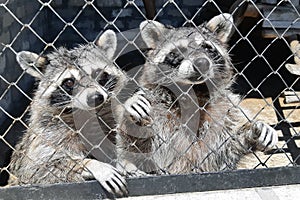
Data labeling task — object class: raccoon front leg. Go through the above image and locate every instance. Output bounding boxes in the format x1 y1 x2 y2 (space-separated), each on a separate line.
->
123 90 152 126
81 158 127 196
115 158 148 177
249 121 278 151
115 130 152 177
116 90 153 177
241 121 278 151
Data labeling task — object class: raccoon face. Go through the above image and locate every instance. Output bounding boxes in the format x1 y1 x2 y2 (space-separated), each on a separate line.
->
140 14 233 85
17 30 125 111
46 65 112 111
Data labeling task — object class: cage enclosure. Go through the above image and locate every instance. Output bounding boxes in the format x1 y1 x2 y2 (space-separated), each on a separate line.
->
0 0 300 199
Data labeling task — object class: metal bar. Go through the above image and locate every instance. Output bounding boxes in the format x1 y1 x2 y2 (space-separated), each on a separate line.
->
1 167 300 199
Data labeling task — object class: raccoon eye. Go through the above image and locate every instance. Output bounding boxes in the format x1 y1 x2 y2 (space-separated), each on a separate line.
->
98 72 111 86
202 42 215 51
202 42 224 64
163 51 184 67
62 78 75 88
169 52 176 58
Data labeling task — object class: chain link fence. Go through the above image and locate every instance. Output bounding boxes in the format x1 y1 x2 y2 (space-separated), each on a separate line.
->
0 0 299 196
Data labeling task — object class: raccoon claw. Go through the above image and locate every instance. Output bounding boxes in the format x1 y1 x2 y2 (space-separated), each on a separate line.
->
127 170 148 177
252 121 278 151
82 159 128 196
116 160 147 178
124 90 152 126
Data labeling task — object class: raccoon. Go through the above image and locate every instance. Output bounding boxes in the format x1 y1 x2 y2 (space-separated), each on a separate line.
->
8 30 128 195
116 14 278 175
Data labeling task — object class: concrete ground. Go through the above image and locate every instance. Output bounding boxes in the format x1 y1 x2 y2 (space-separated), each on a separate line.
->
120 184 300 200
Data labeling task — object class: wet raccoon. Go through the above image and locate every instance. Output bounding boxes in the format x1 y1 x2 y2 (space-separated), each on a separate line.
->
116 14 278 175
8 30 127 195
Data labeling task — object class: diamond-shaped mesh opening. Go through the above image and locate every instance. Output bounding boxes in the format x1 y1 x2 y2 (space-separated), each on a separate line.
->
0 0 300 196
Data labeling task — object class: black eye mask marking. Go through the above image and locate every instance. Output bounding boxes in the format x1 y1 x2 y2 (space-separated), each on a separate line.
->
102 74 118 92
92 69 112 86
92 69 118 92
61 78 75 94
50 77 75 107
201 42 225 65
163 51 184 68
62 78 76 94
98 72 111 86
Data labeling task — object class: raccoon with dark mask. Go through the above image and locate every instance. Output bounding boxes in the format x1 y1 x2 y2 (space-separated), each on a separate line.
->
116 14 278 176
8 30 128 196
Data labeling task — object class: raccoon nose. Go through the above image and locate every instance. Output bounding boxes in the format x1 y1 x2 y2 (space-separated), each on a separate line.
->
194 57 210 74
87 93 104 107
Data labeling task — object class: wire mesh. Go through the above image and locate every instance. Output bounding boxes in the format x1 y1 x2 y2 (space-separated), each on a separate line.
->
0 0 299 194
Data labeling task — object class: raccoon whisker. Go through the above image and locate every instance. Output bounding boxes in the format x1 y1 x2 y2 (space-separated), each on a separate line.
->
103 75 116 85
107 77 117 85
105 81 114 87
109 81 117 87
211 57 223 63
52 100 72 107
210 54 223 60
213 64 225 67
107 84 117 91
212 56 222 60
156 69 173 77
105 78 117 90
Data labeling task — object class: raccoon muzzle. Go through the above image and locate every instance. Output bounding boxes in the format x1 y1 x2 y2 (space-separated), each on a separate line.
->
87 92 105 108
193 57 210 74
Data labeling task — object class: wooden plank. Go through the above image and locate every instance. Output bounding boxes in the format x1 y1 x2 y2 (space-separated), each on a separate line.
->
284 91 300 103
259 4 300 38
285 95 300 103
284 91 300 96
262 29 300 38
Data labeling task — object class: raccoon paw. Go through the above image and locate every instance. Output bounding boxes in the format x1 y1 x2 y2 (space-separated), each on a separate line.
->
116 159 147 178
124 90 152 126
252 121 278 151
82 159 128 196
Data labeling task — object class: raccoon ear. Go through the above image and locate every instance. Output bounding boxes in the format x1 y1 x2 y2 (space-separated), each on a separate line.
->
205 13 233 43
16 51 47 79
140 20 167 48
96 30 117 59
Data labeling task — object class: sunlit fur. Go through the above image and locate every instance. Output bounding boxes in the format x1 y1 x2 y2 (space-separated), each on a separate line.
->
116 14 278 175
8 31 127 186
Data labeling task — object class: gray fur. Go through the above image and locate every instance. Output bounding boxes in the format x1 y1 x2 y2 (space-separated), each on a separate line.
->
9 30 128 195
116 14 278 175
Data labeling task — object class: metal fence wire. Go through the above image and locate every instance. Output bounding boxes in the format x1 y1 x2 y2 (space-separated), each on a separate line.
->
0 0 300 195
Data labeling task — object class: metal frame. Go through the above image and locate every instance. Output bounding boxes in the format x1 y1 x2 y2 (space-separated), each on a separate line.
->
1 166 300 199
